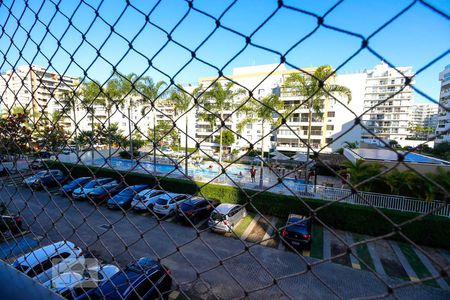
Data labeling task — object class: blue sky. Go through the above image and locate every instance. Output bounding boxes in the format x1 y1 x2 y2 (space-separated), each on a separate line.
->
0 0 449 103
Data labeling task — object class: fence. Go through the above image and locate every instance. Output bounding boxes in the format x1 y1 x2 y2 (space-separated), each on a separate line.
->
0 0 449 299
311 185 450 217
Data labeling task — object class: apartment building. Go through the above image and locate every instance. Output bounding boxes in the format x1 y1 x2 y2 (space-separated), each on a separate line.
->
361 61 414 142
197 64 366 153
0 65 78 125
435 65 450 144
408 104 438 138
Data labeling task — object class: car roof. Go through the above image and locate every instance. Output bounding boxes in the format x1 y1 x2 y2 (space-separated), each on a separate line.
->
136 188 159 196
15 241 76 267
214 203 239 214
185 197 211 204
287 214 309 224
156 193 182 201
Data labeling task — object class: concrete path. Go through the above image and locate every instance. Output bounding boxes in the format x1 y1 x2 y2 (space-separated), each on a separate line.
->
345 233 361 270
261 217 278 246
241 214 260 240
413 247 449 290
390 241 419 282
367 242 386 276
323 227 331 259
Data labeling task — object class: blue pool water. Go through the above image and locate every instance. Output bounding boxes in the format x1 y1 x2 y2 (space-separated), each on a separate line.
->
403 153 449 164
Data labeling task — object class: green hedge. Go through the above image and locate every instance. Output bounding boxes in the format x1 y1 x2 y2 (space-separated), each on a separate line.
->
45 161 450 248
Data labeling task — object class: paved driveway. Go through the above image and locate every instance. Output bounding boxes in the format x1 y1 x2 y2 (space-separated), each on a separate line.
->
0 185 448 299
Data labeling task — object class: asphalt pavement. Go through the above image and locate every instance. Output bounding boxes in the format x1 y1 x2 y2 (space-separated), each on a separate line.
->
0 185 449 300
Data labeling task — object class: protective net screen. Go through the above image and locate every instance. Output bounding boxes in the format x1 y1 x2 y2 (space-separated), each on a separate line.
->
0 0 449 299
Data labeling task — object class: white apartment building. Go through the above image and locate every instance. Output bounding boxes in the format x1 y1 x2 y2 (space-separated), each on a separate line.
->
0 65 78 124
408 104 438 138
435 64 450 144
197 64 366 153
362 61 414 142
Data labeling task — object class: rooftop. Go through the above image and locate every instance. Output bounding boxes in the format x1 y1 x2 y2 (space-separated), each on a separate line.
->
345 148 450 165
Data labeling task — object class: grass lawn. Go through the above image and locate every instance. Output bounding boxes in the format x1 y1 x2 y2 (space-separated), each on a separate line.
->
234 211 256 237
352 233 375 271
310 224 323 259
397 242 439 288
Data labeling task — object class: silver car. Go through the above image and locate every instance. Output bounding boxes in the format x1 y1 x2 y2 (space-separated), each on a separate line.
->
208 204 247 233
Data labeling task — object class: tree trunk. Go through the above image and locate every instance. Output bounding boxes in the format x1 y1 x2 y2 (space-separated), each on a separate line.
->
305 99 312 191
219 111 223 164
72 105 79 161
259 120 264 188
91 111 94 164
153 107 156 173
107 108 111 161
185 115 188 175
128 107 133 158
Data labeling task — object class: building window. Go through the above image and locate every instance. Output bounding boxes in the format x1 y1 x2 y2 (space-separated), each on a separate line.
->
326 125 334 131
327 112 335 118
258 89 264 95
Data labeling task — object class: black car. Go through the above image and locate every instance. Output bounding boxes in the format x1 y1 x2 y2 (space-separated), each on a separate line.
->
107 184 150 210
60 177 92 196
281 214 312 249
0 214 23 234
177 197 219 224
76 257 172 300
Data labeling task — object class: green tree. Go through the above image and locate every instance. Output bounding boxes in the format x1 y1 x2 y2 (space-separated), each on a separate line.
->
137 76 167 168
149 120 179 147
95 122 125 147
79 80 106 163
237 94 284 185
283 66 352 181
343 141 358 149
169 84 201 173
340 159 386 192
199 82 245 163
34 122 69 152
214 129 235 147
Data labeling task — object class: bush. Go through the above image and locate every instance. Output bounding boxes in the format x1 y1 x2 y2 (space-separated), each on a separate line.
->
118 150 140 159
45 161 450 248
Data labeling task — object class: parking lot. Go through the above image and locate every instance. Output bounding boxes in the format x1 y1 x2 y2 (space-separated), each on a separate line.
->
0 173 449 299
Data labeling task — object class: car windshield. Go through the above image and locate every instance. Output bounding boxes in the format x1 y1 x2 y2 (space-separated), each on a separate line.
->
14 264 29 273
210 211 225 221
84 181 98 188
180 201 195 210
118 188 135 196
287 218 308 232
155 198 168 205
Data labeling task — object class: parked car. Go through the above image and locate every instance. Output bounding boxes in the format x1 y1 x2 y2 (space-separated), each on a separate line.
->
0 214 23 234
107 184 150 210
34 151 52 159
44 264 120 299
61 177 92 196
71 178 115 201
12 241 85 283
177 197 219 224
281 214 312 249
208 204 247 233
76 257 172 300
83 180 126 204
131 189 165 212
153 193 189 216
23 169 66 189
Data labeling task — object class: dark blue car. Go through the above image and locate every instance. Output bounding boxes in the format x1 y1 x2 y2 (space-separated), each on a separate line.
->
75 257 172 300
23 169 66 189
107 184 149 210
60 177 92 196
281 214 312 249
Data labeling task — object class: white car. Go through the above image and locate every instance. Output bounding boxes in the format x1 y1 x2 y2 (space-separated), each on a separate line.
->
71 178 116 200
153 193 189 216
131 189 165 212
12 241 85 283
44 264 120 298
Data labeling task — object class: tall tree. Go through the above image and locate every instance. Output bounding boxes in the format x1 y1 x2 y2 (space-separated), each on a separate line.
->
283 66 352 181
59 90 81 156
199 81 245 164
136 76 167 169
238 94 284 186
169 84 202 174
79 80 105 163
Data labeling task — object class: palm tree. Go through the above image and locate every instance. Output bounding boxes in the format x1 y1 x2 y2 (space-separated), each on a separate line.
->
238 94 284 186
136 76 167 170
340 159 385 191
343 141 359 149
200 82 245 164
79 80 105 164
283 65 352 182
59 90 80 157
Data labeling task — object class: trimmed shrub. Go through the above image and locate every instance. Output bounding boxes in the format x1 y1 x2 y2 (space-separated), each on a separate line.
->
45 161 450 248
